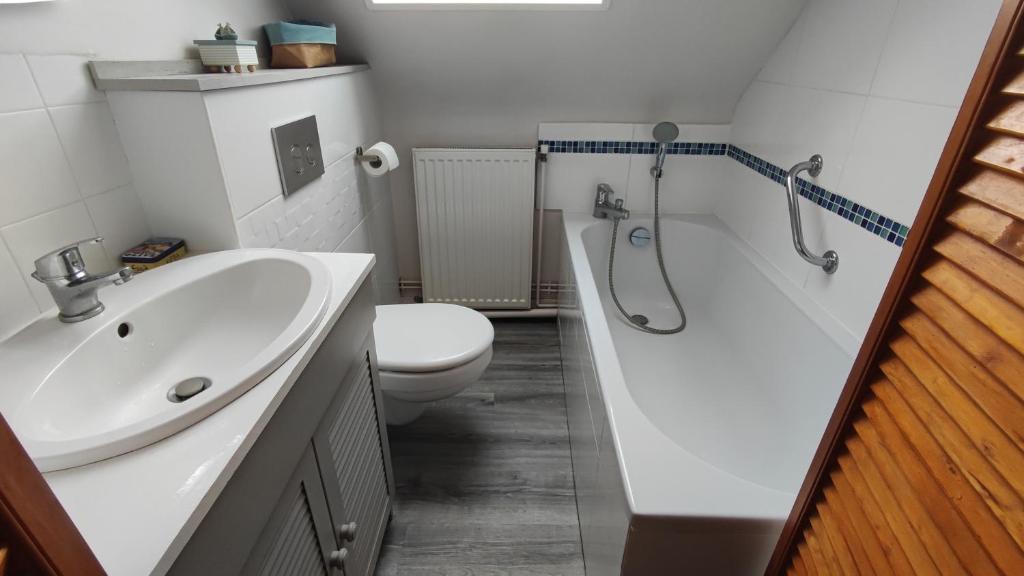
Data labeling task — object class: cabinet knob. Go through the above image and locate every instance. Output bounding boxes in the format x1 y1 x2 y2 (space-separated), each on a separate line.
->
337 521 358 542
329 548 348 569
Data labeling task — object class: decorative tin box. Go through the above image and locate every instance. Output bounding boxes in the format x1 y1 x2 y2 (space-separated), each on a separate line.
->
121 238 188 273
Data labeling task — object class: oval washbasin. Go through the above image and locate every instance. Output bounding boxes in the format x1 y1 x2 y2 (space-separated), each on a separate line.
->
0 249 332 472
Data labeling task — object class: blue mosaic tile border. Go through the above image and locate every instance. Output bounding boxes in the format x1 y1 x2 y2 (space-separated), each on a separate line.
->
538 138 910 247
727 146 909 247
539 140 728 156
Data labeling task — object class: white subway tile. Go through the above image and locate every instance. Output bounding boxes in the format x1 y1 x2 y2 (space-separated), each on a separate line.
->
84 185 152 267
0 109 80 226
0 236 40 339
24 54 106 107
837 97 957 225
791 0 897 94
50 102 132 197
871 0 1002 107
1 202 100 310
0 54 43 113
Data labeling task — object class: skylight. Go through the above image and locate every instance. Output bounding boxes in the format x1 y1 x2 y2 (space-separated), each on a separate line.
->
367 0 607 9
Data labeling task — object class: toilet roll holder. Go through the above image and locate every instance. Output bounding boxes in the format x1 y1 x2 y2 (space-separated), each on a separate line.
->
355 146 384 169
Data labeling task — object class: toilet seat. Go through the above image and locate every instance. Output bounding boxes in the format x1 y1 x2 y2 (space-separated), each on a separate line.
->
379 347 494 402
373 303 494 374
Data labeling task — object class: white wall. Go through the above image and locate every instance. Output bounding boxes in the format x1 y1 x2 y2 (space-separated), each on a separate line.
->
0 0 299 340
0 53 150 340
284 0 807 281
716 0 1002 340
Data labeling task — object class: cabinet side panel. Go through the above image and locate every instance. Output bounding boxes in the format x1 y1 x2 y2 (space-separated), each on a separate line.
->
106 90 239 251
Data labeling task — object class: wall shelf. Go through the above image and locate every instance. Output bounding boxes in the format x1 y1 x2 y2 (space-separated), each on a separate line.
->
89 59 370 92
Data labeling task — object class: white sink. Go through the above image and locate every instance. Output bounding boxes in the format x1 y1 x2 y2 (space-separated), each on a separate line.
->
0 249 331 472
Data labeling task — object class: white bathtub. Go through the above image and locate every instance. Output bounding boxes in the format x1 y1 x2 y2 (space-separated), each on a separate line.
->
558 213 856 575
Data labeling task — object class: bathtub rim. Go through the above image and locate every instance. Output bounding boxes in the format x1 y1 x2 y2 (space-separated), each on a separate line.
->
561 212 856 521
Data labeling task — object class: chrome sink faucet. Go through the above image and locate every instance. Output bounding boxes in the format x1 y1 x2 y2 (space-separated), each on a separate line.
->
32 237 134 323
593 183 630 220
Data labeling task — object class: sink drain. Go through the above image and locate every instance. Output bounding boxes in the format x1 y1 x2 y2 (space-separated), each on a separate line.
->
167 377 212 403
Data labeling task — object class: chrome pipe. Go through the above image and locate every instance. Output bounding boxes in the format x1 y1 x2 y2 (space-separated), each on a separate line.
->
784 155 839 274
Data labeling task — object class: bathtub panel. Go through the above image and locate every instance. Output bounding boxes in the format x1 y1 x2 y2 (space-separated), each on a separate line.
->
578 317 607 458
589 419 629 576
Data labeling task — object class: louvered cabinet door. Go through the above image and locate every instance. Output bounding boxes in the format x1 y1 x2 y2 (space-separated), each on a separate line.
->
243 446 339 576
313 350 392 576
769 2 1024 574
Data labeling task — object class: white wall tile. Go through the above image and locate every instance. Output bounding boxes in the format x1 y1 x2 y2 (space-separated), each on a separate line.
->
236 155 364 254
757 9 805 85
726 0 998 340
630 123 730 143
0 109 80 226
24 54 106 107
730 81 791 160
626 155 725 215
745 177 821 288
837 97 957 225
1 202 100 310
803 215 901 338
84 185 151 267
0 236 40 339
544 154 631 214
738 85 866 192
871 0 1003 107
205 73 379 218
50 102 132 197
791 0 897 94
0 54 43 113
714 164 763 241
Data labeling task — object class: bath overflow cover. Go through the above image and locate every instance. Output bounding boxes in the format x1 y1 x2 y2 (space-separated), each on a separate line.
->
629 227 652 247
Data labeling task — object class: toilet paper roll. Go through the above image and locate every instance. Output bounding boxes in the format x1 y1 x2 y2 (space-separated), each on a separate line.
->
360 142 399 177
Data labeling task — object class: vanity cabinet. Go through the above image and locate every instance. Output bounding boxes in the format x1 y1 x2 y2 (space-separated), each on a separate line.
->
168 282 394 576
243 446 338 576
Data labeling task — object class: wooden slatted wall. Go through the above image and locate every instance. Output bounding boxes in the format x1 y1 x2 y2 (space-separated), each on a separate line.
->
769 1 1024 574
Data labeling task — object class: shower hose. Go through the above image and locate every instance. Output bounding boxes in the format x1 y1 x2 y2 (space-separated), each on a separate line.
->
607 173 687 334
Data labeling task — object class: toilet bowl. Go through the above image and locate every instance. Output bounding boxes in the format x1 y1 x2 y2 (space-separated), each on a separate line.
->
373 303 494 425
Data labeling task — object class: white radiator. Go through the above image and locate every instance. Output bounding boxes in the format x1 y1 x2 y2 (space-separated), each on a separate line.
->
413 147 536 309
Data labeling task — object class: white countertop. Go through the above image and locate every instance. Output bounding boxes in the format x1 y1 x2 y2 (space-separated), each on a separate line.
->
90 60 370 92
42 252 374 576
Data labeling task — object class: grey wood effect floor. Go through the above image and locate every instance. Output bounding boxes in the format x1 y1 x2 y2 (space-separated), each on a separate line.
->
374 319 585 576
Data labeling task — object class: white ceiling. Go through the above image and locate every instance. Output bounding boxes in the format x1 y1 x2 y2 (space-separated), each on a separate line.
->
287 0 806 128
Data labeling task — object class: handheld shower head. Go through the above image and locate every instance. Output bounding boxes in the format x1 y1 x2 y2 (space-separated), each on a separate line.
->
653 122 680 144
651 122 679 178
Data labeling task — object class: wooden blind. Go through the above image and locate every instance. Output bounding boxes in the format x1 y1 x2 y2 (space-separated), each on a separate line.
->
768 1 1024 573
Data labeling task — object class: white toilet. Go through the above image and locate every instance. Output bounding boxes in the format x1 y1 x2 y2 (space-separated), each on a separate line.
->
372 303 494 425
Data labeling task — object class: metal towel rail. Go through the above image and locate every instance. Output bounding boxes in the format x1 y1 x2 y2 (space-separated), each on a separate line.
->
784 154 839 274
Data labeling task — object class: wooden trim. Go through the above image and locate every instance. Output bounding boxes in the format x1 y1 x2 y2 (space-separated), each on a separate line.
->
764 1 1024 573
0 414 104 576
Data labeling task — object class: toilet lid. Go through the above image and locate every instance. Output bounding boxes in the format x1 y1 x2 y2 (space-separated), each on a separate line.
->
373 304 494 373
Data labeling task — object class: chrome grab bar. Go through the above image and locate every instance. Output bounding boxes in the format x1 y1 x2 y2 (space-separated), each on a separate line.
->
784 154 839 274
